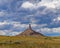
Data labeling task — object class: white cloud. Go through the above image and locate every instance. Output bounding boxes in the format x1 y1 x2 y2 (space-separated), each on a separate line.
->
0 21 21 26
0 30 20 36
53 17 60 22
0 21 28 28
0 31 6 35
9 32 20 36
30 18 38 24
36 27 60 34
57 17 60 21
39 3 55 8
0 30 10 35
1 27 60 36
38 0 58 8
13 23 28 28
0 21 47 35
21 0 60 9
0 21 10 25
36 28 51 33
52 27 60 32
21 1 35 9
0 10 8 16
0 21 60 36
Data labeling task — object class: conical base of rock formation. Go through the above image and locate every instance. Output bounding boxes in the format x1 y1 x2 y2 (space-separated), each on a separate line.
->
17 24 44 36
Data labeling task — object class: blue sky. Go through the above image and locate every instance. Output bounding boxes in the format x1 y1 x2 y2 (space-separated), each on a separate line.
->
0 0 60 36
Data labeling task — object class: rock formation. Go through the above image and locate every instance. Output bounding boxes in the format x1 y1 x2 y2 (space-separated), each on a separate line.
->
17 24 44 36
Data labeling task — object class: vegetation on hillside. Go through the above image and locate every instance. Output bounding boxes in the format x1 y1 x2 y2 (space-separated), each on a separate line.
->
0 36 60 48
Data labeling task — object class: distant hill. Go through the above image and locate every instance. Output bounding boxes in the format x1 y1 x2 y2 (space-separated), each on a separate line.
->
17 24 44 36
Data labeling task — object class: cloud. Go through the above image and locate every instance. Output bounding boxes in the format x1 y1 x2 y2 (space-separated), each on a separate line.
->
36 27 60 36
57 17 60 21
52 27 60 33
0 20 60 36
0 30 6 35
36 27 60 34
0 20 47 36
9 32 21 36
53 17 60 21
21 0 60 9
38 0 60 8
0 0 60 36
0 21 10 25
21 1 35 9
0 10 8 16
0 30 20 36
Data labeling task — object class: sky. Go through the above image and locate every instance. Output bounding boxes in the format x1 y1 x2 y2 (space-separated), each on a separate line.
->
0 0 60 36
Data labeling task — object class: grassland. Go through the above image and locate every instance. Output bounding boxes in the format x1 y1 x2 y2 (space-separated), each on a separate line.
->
0 36 60 48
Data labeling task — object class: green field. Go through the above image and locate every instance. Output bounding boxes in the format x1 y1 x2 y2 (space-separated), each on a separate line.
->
0 36 60 48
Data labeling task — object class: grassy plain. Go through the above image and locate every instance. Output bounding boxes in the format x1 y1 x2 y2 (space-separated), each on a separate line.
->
0 36 60 48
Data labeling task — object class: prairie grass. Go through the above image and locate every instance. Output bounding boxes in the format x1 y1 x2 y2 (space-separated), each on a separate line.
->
0 36 60 48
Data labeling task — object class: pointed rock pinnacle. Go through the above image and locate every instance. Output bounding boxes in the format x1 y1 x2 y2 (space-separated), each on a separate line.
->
29 24 32 30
